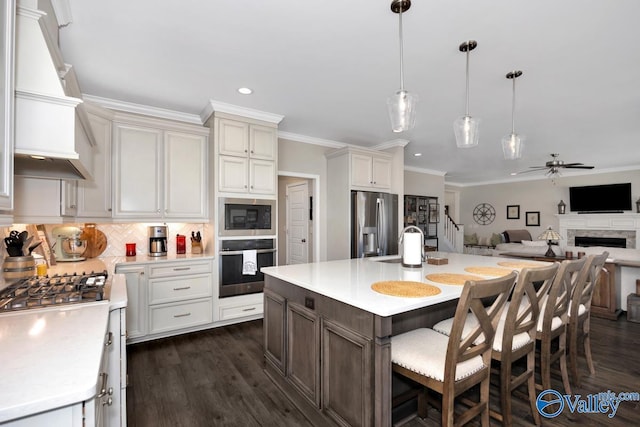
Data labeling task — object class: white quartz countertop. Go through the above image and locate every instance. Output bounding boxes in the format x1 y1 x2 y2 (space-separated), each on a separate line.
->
262 253 551 317
0 302 110 423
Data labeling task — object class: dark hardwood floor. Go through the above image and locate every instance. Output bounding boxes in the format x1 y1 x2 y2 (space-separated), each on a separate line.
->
127 315 640 427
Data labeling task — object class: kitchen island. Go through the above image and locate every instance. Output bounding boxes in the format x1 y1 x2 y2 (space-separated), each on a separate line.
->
261 253 550 427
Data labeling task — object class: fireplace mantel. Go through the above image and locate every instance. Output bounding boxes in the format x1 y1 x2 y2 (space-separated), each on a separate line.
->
558 213 640 249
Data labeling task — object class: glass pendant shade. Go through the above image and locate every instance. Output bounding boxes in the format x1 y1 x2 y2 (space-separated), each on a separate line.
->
388 90 418 133
501 133 524 160
454 115 480 148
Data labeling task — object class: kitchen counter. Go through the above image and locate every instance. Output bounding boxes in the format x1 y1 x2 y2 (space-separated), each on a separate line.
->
261 252 545 317
0 301 110 423
262 252 551 427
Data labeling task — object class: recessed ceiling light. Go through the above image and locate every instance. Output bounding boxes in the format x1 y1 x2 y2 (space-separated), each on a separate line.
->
238 87 253 95
414 153 422 157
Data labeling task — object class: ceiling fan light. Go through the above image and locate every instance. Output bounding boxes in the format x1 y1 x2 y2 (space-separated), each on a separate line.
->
502 133 524 160
388 90 418 133
454 115 480 148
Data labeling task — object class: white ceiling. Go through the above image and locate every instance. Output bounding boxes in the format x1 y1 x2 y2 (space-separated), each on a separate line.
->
58 0 640 185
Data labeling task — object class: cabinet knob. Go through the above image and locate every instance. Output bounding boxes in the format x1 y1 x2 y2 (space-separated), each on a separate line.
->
250 150 254 154
244 185 248 188
108 208 112 212
301 239 306 243
70 204 76 209
244 149 248 153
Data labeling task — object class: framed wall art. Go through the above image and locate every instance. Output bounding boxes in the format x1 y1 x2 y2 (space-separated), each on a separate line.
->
507 205 520 220
525 211 540 227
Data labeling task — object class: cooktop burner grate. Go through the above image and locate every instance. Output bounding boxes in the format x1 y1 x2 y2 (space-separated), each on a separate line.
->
0 270 108 311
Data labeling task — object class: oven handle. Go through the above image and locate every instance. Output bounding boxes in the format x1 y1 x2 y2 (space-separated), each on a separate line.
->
219 249 277 256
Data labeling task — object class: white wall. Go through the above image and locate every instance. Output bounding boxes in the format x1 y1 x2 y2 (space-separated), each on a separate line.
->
455 170 640 240
278 138 330 261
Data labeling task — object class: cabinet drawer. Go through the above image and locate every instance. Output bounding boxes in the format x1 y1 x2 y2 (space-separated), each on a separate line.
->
219 301 264 321
149 274 212 305
149 298 213 334
148 261 212 278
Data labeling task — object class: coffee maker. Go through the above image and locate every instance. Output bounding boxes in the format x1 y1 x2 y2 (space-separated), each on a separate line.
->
148 226 167 257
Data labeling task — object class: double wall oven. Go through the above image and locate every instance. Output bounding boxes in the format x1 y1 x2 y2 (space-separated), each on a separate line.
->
218 198 277 298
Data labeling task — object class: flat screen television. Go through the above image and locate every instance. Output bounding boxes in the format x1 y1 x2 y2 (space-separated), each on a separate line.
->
569 183 632 213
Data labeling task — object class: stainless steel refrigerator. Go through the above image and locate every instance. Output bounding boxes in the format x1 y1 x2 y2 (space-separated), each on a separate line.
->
351 191 398 258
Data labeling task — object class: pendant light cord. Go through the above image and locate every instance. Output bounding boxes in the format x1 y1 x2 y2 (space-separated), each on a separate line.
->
398 8 405 92
464 47 470 116
511 77 516 134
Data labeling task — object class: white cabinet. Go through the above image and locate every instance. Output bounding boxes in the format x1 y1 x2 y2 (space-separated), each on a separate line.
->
350 152 392 190
117 259 214 344
113 116 208 220
217 292 264 323
77 111 112 218
60 180 77 216
0 0 14 216
216 117 277 195
107 307 126 427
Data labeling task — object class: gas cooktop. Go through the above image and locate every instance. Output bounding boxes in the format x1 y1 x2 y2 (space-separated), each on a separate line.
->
0 271 108 312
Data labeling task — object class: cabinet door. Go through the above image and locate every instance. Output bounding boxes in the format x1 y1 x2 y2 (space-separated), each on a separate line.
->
124 269 147 340
218 155 249 193
351 153 373 187
77 113 112 217
218 118 249 157
322 319 372 427
591 262 617 319
249 124 276 160
371 156 391 189
164 131 207 219
60 180 77 216
113 123 162 218
249 159 276 194
0 0 14 212
287 302 321 407
13 176 61 220
264 290 286 374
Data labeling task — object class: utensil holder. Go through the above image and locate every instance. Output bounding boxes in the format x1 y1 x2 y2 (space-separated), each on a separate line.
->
3 256 36 280
191 241 202 254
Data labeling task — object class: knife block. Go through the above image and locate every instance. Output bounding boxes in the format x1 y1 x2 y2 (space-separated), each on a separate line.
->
191 241 202 254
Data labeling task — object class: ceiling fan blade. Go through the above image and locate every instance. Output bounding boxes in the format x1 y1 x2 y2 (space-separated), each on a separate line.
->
527 166 548 170
562 162 584 167
514 169 546 175
564 165 594 169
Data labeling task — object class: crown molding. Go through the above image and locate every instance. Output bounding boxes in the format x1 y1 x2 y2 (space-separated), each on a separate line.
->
404 165 447 176
50 0 72 27
373 139 410 150
83 95 202 125
278 131 346 148
200 100 284 125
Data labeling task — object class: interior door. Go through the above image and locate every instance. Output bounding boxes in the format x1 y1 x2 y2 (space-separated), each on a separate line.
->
286 181 309 265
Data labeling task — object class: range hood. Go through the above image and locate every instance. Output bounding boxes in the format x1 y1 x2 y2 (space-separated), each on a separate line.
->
13 2 94 180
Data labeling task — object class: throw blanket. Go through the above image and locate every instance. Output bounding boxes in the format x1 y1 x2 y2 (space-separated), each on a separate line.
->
504 229 532 243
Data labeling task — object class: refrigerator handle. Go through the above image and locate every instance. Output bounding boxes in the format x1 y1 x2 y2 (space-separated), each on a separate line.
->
376 198 384 255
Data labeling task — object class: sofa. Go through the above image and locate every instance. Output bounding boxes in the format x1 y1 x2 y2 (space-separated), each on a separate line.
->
491 229 640 261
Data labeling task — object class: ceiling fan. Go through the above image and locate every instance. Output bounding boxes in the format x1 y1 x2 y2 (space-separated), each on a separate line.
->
513 153 594 177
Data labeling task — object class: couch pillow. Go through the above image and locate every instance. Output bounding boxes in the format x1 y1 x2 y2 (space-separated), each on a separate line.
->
521 240 547 247
464 233 478 245
490 233 502 247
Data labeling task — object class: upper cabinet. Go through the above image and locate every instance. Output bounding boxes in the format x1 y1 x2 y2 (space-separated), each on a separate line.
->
350 152 392 190
0 0 15 220
215 117 278 195
76 107 113 218
113 114 209 221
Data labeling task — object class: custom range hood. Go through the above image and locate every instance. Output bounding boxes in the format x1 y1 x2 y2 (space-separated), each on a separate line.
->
13 1 94 180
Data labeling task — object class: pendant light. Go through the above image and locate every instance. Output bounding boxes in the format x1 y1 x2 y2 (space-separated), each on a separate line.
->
502 70 524 160
387 0 418 133
454 40 480 148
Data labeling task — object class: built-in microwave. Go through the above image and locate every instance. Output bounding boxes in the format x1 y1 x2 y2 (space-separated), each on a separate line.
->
219 197 276 236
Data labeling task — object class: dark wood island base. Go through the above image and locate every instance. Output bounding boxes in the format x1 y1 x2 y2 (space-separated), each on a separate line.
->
263 275 457 427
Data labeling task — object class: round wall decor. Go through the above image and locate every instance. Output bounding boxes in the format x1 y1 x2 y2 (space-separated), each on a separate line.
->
473 203 496 225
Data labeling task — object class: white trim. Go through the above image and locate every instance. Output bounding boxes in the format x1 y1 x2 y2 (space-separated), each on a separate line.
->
278 170 321 264
15 89 81 107
404 165 447 176
278 131 345 148
200 100 284 125
50 0 72 27
83 94 203 125
372 138 409 150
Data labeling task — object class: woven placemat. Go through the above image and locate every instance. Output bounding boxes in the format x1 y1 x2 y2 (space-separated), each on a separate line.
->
425 273 484 286
371 281 441 298
464 266 513 277
497 261 547 269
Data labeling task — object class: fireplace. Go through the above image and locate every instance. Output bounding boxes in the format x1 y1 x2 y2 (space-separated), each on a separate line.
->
574 236 626 248
558 213 640 249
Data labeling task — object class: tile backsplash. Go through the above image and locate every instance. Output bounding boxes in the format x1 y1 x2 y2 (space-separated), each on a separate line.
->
2 223 207 259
